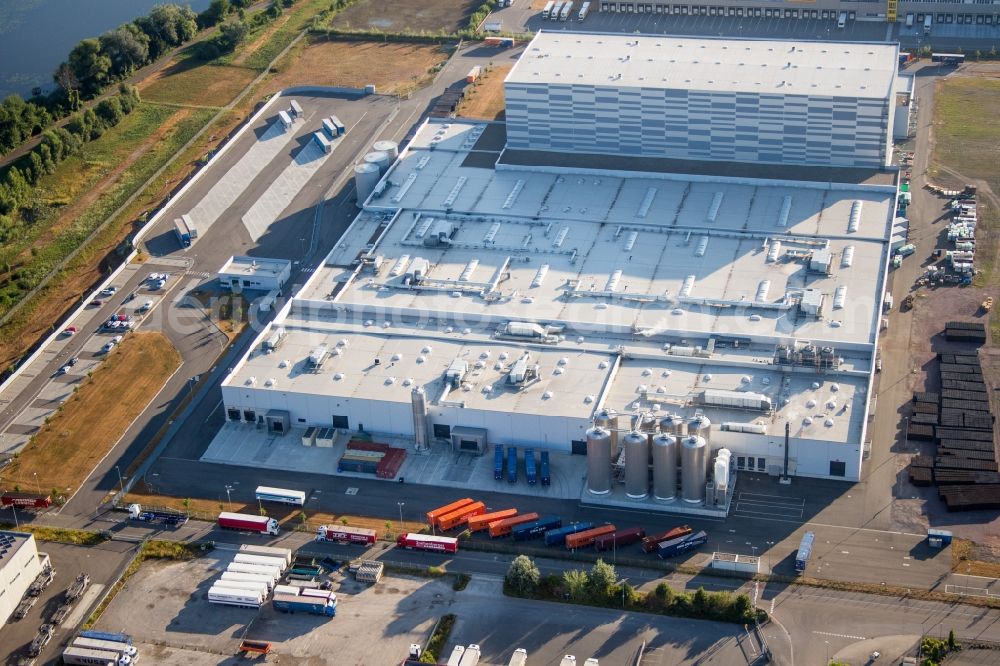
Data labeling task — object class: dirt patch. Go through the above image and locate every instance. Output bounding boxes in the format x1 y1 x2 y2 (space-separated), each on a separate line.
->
953 538 1000 577
0 332 180 497
186 289 249 341
329 0 478 33
264 38 450 96
140 63 257 108
457 64 510 120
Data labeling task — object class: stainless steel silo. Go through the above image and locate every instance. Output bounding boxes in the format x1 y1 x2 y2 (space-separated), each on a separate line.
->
688 414 711 449
354 163 381 208
680 435 708 504
651 433 677 501
364 150 391 174
586 427 613 495
594 408 619 460
372 139 399 160
411 386 428 452
623 431 649 499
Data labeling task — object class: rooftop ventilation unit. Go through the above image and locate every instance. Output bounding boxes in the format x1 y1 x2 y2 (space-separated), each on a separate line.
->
531 264 549 288
444 358 468 390
833 285 847 309
624 231 638 251
553 227 569 248
848 200 863 233
841 246 855 268
503 180 525 210
390 254 411 277
459 259 479 282
680 275 696 298
307 344 330 371
695 236 709 257
707 192 724 223
507 352 540 387
605 270 623 292
637 187 657 218
755 280 771 303
423 220 454 247
766 240 781 263
442 176 467 208
483 222 501 243
777 195 792 227
404 257 430 286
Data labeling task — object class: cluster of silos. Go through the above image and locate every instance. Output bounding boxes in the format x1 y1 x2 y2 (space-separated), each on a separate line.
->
354 139 400 207
585 411 715 505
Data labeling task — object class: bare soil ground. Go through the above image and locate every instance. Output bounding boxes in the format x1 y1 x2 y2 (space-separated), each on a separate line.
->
329 0 478 33
264 38 450 96
0 332 180 497
457 64 511 120
139 62 258 108
125 485 426 535
953 539 1000 577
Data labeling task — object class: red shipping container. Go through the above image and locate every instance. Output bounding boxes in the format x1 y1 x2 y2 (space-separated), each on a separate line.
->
347 440 390 453
1 492 52 508
565 524 616 549
642 526 693 553
594 527 646 552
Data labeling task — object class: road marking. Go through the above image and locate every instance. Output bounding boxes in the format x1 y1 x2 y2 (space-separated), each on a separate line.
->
813 630 868 641
770 597 775 614
734 502 804 519
738 492 805 505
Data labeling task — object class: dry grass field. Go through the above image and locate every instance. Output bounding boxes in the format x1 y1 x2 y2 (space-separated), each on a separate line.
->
0 332 180 496
139 62 259 108
329 0 479 33
265 38 450 96
457 64 511 120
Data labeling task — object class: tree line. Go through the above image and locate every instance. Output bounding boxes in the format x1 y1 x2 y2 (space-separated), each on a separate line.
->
504 555 759 625
0 85 142 243
0 0 271 158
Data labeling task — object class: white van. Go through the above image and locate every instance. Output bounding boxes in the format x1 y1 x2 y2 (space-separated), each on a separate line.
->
837 11 847 28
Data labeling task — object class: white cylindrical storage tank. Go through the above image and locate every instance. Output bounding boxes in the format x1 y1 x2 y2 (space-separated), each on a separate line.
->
364 150 391 174
372 139 399 160
586 427 613 495
714 448 731 490
594 409 619 459
651 433 678 501
354 163 380 208
623 431 649 499
680 435 708 504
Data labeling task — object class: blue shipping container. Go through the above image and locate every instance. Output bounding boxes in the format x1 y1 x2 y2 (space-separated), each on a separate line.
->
512 516 562 541
79 631 132 645
540 451 551 486
543 522 594 547
794 531 815 573
494 445 504 480
507 447 518 483
525 448 537 485
657 530 708 559
273 597 336 617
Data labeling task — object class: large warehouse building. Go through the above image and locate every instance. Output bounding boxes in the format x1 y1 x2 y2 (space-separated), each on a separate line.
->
504 34 897 168
220 33 898 486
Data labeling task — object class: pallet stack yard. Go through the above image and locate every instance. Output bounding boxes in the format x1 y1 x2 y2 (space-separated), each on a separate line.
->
908 346 1000 511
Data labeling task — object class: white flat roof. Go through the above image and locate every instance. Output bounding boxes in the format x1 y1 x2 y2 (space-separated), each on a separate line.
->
506 32 898 99
219 255 291 278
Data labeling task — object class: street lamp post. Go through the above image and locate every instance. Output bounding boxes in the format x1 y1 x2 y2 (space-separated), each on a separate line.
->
114 466 125 496
33 472 40 496
8 505 17 528
225 485 234 511
397 502 405 533
825 640 830 664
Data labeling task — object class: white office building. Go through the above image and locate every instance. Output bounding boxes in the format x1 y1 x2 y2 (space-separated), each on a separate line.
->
504 33 898 168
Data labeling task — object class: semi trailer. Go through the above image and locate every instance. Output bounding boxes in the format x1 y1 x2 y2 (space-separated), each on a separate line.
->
218 511 279 535
233 553 288 572
397 533 459 553
316 524 378 545
238 543 292 565
127 503 188 526
272 593 337 616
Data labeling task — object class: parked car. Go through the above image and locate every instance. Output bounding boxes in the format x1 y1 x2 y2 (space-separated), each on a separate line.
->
62 326 78 336
89 299 103 307
67 356 79 366
56 365 71 376
100 287 118 297
137 300 153 313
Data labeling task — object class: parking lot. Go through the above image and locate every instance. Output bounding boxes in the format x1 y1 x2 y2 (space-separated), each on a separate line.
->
1 540 136 666
94 547 446 665
489 2 893 40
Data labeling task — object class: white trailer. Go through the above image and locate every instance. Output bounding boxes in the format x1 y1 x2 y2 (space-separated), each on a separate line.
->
542 0 555 18
549 2 563 19
239 543 292 565
233 553 288 572
578 1 590 19
208 585 263 607
277 110 292 131
508 649 528 666
254 485 305 506
288 99 303 119
72 637 137 659
212 579 270 597
180 213 197 239
313 131 332 154
459 645 482 666
559 2 573 20
62 646 129 666
447 646 466 666
221 571 275 590
923 14 932 32
226 563 281 581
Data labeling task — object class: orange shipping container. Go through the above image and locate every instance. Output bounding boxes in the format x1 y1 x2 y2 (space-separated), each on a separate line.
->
468 509 518 532
437 501 486 531
565 524 617 549
489 512 539 538
426 498 475 528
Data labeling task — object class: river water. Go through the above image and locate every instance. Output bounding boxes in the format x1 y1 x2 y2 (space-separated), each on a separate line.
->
0 0 211 100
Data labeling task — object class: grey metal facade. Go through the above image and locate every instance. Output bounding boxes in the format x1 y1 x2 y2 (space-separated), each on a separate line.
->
505 82 893 168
